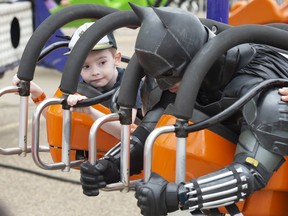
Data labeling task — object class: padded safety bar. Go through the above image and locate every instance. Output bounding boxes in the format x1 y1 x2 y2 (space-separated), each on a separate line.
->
174 24 288 120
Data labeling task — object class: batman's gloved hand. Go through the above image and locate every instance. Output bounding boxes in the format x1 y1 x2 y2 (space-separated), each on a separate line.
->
135 172 188 216
80 156 120 196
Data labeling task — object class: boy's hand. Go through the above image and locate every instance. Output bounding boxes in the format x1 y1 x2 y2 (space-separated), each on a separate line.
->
12 74 20 86
67 94 92 114
12 74 44 98
279 87 288 102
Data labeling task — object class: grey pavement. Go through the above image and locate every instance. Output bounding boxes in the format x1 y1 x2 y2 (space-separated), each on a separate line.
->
0 28 191 216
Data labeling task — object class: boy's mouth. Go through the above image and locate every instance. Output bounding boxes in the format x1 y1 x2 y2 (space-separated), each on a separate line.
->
92 78 103 82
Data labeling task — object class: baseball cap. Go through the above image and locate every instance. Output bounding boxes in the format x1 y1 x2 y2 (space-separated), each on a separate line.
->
64 22 117 55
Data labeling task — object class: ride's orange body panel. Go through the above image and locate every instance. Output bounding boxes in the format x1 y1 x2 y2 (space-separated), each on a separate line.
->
46 89 120 163
46 90 288 214
229 0 287 26
152 115 236 182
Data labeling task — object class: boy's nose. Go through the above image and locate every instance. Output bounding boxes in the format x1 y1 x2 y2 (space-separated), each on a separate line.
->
92 69 100 76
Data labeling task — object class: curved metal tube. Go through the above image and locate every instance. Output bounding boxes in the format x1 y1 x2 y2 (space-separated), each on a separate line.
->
0 86 30 156
144 125 175 182
174 24 288 120
88 112 134 192
0 86 19 96
88 113 120 164
0 87 54 156
32 98 83 170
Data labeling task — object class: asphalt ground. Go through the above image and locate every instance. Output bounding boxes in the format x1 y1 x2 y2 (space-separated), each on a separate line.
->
0 28 192 216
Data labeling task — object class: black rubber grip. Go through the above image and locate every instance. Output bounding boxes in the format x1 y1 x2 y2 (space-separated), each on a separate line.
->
74 88 116 108
117 54 145 107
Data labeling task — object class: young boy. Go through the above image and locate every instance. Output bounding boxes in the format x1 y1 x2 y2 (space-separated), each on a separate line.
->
13 22 142 139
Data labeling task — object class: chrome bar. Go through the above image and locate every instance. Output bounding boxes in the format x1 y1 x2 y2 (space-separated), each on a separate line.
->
143 125 175 182
0 86 19 96
101 179 140 192
88 113 120 165
0 147 23 155
18 96 28 156
0 86 50 156
120 124 131 192
62 109 71 172
0 86 24 156
176 137 186 184
32 98 84 170
0 146 50 155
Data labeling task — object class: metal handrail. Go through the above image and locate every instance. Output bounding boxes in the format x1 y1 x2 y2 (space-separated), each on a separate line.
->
32 97 84 170
88 111 138 192
0 86 49 156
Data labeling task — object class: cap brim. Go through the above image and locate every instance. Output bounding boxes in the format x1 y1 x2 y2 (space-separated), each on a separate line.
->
63 43 114 55
92 43 113 50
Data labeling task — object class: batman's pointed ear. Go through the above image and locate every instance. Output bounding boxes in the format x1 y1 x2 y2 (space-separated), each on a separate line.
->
152 7 172 28
129 3 153 21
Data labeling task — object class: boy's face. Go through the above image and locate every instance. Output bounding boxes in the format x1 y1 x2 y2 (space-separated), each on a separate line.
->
81 49 120 89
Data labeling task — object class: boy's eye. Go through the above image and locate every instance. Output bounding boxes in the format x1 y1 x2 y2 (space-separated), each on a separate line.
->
82 65 90 70
100 61 107 65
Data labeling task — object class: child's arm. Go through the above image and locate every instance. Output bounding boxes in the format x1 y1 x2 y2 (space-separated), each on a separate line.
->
67 94 139 139
12 74 45 99
67 94 121 139
12 74 47 116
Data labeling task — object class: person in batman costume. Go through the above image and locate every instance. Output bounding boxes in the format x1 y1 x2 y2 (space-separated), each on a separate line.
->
79 5 288 216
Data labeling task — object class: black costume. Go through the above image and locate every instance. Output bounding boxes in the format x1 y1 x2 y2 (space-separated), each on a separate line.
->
79 5 288 216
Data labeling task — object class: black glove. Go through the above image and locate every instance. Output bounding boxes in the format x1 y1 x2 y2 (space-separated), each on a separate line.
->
80 157 120 196
135 172 184 216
